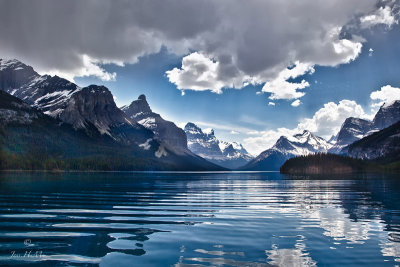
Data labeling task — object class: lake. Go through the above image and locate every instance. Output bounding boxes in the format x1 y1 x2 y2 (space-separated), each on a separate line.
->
0 171 399 266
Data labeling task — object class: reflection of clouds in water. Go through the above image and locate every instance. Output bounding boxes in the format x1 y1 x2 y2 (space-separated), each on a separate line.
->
177 239 317 267
249 180 382 245
194 249 245 257
266 243 316 267
176 257 269 267
301 207 379 244
380 232 400 262
176 246 268 267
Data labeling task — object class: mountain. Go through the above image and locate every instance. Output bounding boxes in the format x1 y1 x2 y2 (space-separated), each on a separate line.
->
0 59 158 145
121 95 188 152
330 100 400 153
280 122 400 175
347 120 400 160
241 130 332 171
0 59 224 171
372 100 400 130
329 117 373 153
184 122 253 169
0 59 139 135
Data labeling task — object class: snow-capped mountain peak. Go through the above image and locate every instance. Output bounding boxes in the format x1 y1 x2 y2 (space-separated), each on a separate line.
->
184 122 253 169
241 131 331 171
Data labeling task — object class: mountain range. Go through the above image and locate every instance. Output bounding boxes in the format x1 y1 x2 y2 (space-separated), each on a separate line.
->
0 59 224 171
330 100 400 153
241 100 400 171
184 122 253 169
1 58 399 171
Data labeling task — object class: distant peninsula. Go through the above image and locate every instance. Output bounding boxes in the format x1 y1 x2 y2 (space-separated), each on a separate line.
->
280 153 399 175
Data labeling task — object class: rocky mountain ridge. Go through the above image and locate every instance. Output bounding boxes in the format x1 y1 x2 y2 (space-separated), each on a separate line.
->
0 59 224 171
330 100 400 153
241 130 332 171
184 122 253 169
121 95 188 153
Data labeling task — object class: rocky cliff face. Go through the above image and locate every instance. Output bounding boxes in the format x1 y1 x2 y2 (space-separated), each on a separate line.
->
184 122 253 169
330 100 400 153
60 85 133 133
372 100 400 130
329 117 373 153
122 95 188 152
241 130 332 171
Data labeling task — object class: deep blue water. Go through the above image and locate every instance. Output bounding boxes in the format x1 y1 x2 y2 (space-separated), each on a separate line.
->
0 172 400 266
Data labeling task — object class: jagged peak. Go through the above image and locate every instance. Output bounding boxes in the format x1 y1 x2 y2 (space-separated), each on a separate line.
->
185 122 201 130
0 58 38 75
123 94 152 115
294 130 311 137
203 128 214 136
382 99 400 108
343 117 370 124
81 85 111 95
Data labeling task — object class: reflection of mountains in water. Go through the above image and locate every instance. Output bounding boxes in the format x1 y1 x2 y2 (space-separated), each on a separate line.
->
0 172 400 265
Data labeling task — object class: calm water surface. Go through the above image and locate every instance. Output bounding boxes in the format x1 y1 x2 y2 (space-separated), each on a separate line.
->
0 171 400 266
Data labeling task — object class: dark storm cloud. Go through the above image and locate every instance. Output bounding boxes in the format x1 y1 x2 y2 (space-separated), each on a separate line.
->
0 0 219 79
0 0 396 90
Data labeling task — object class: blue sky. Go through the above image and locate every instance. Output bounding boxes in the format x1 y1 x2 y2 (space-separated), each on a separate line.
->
2 1 400 155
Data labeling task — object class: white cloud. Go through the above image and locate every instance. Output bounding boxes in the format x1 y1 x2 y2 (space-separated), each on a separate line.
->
261 62 314 100
230 130 239 135
166 52 254 93
44 55 116 82
244 99 368 155
268 102 275 106
166 52 248 93
370 85 400 107
291 99 301 107
360 6 398 28
296 100 368 137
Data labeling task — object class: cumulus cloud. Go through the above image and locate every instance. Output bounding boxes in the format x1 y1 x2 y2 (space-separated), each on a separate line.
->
360 6 398 28
291 100 301 107
165 52 251 93
268 102 275 106
261 62 314 100
296 100 368 137
0 0 390 94
370 85 400 107
244 100 368 155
